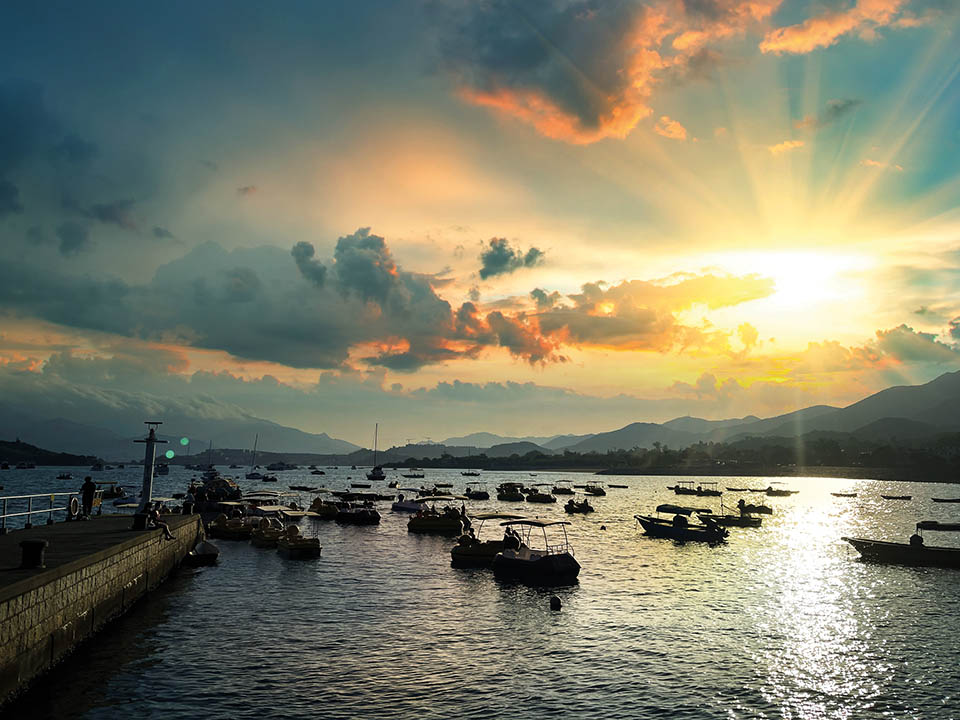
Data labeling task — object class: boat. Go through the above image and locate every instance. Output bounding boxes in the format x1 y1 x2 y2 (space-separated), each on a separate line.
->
450 513 525 568
308 498 342 519
496 482 525 502
551 482 574 495
262 475 278 482
765 486 799 497
310 469 326 475
667 481 699 496
90 462 104 471
402 472 425 479
276 525 322 559
634 505 728 543
335 503 381 525
391 493 426 512
525 488 556 504
56 473 72 480
831 492 858 497
407 498 468 535
206 514 257 540
734 499 773 515
843 521 960 568
464 482 490 500
366 423 386 482
699 508 762 528
491 520 580 585
726 487 752 492
608 484 628 489
245 434 263 479
881 494 912 500
289 485 318 491
351 482 372 489
266 462 297 472
461 471 481 477
564 498 593 514
583 483 606 496
96 481 127 499
932 498 960 503
183 540 220 567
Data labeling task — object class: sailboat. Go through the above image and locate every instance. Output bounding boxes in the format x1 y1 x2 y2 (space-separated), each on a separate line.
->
366 423 386 482
245 434 263 480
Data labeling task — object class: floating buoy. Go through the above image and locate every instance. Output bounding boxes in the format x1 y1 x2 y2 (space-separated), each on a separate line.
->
600 525 606 530
550 596 561 611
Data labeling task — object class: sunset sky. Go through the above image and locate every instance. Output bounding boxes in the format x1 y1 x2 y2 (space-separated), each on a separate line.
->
2 1 960 446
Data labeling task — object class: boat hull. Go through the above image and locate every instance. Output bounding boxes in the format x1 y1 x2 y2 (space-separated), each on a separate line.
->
843 537 960 568
636 516 727 543
450 540 504 568
277 538 322 559
492 551 580 585
407 516 464 535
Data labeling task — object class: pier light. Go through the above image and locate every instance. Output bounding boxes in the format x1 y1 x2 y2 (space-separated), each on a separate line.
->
132 421 168 530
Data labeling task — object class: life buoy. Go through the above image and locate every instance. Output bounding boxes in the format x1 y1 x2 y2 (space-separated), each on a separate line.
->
69 497 80 517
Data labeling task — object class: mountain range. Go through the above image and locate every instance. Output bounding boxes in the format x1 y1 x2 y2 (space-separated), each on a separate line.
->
3 371 960 461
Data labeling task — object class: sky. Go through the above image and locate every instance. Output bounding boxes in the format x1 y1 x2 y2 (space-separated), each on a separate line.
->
2 0 960 447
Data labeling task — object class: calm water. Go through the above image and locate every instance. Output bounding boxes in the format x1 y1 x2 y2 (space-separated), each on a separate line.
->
3 466 960 719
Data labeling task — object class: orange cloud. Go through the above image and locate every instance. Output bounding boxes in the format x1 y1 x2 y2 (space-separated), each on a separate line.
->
767 139 804 155
654 115 688 140
761 0 909 55
861 158 904 171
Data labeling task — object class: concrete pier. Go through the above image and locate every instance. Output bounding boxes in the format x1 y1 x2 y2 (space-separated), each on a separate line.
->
0 514 202 706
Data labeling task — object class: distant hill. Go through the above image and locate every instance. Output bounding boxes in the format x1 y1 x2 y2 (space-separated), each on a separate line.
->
0 439 99 466
440 432 564 448
565 422 697 453
662 415 759 433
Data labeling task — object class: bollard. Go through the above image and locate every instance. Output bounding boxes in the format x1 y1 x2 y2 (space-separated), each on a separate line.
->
20 539 49 569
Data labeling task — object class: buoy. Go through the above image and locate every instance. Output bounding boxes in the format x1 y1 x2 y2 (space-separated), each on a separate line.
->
550 596 561 611
600 525 606 530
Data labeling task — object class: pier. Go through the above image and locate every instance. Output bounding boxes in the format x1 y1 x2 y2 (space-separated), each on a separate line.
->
0 513 202 706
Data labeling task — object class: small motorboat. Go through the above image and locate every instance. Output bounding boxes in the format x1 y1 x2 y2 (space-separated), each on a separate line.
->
250 518 284 548
262 475 278 483
402 473 425 479
183 540 220 567
525 489 556 504
206 514 256 540
831 492 858 498
461 471 481 477
881 494 912 501
608 484 628 489
335 504 381 525
552 483 574 495
564 499 594 514
843 521 960 568
726 487 752 492
351 482 372 489
450 513 525 568
391 493 426 512
366 466 386 482
583 483 606 497
276 525 322 559
496 483 525 502
464 482 490 500
308 498 341 519
57 473 73 480
765 486 799 497
735 499 773 515
310 469 326 475
492 520 580 585
635 505 728 543
407 499 467 535
667 481 720 497
932 498 960 503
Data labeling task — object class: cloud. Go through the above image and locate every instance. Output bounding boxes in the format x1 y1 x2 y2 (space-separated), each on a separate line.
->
237 185 258 195
795 98 862 130
761 0 911 55
87 198 138 231
738 322 759 351
478 237 545 279
440 0 781 144
54 134 98 167
0 179 23 216
861 158 903 171
767 139 804 155
531 287 562 309
55 221 91 256
874 324 960 363
654 115 688 140
290 241 327 287
152 226 176 240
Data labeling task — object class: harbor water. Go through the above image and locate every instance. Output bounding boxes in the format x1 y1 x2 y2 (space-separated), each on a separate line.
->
3 466 959 719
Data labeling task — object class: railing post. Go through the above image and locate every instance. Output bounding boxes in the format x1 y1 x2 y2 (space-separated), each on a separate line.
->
47 494 55 525
1 498 6 534
25 497 33 529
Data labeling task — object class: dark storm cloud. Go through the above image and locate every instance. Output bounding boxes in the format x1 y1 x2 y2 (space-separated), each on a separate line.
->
0 80 58 172
221 267 261 303
54 134 98 167
291 241 327 287
55 221 91 256
26 226 50 246
795 98 862 130
478 237 544 279
87 198 137 231
152 226 176 240
0 179 23 216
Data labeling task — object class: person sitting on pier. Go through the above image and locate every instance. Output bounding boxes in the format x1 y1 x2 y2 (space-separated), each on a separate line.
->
147 501 175 541
80 476 97 518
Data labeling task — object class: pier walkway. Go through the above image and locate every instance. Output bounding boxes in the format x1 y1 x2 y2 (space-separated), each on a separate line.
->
0 513 202 706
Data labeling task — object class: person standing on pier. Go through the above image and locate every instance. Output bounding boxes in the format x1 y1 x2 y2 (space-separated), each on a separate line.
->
80 476 97 518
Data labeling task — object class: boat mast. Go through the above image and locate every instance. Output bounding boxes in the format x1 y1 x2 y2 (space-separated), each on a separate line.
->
250 433 259 469
373 423 378 467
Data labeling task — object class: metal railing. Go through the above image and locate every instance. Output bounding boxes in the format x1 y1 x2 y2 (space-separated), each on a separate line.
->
0 491 100 534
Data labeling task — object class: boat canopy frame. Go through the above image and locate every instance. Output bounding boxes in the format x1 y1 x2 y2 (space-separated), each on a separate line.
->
500 519 573 556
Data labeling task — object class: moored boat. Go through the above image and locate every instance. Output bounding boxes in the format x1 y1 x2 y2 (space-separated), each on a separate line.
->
635 505 728 543
932 497 960 503
407 500 467 535
497 482 525 502
183 540 220 567
831 492 858 497
492 520 580 585
276 525 322 559
765 486 798 497
583 483 606 497
843 521 960 568
450 512 525 568
564 498 593 514
336 503 381 525
464 482 490 500
881 494 912 500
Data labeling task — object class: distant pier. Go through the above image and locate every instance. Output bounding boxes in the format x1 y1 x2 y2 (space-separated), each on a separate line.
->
0 513 202 706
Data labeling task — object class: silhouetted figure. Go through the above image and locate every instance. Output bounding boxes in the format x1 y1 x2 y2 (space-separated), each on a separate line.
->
503 528 521 550
80 476 97 517
910 533 924 547
737 499 746 516
148 501 175 540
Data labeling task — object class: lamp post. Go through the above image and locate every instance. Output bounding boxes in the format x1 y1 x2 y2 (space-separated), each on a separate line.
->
132 421 167 530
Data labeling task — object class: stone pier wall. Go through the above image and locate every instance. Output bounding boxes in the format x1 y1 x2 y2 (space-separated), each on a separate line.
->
0 515 202 705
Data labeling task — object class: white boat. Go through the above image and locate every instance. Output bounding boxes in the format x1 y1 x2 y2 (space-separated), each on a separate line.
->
391 493 426 512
